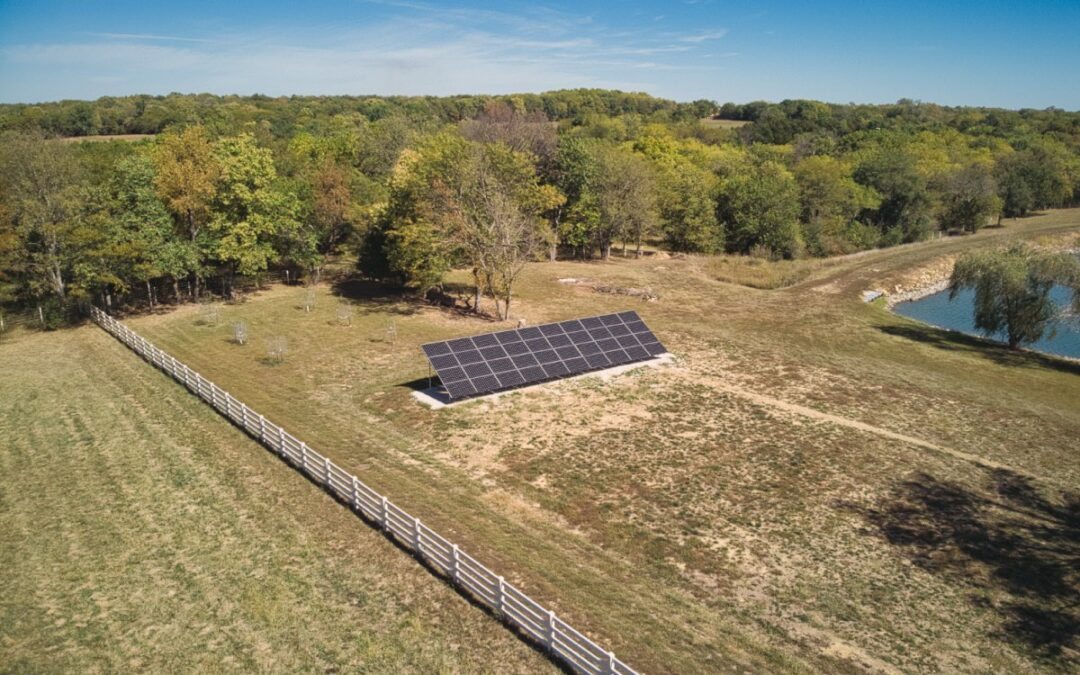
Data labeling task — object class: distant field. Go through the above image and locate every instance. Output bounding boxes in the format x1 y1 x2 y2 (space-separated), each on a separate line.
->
55 134 156 143
5 209 1080 673
700 117 750 129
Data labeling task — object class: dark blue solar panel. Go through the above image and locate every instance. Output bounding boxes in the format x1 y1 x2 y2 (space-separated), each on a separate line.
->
543 362 570 378
555 345 579 360
472 333 500 348
421 310 666 399
547 333 572 348
445 379 476 399
457 350 484 365
439 366 467 383
503 341 530 356
429 354 458 369
578 341 601 355
525 337 550 351
471 374 500 393
424 342 452 356
519 365 546 381
643 341 666 356
564 357 588 373
584 353 610 368
463 362 493 378
510 354 538 368
495 330 523 344
496 371 525 388
566 330 590 345
597 338 619 351
535 349 559 364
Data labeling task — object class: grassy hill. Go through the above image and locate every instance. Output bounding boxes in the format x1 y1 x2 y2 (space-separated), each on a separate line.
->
4 209 1079 673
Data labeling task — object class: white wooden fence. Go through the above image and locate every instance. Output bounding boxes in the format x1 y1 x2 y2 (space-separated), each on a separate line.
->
89 306 637 675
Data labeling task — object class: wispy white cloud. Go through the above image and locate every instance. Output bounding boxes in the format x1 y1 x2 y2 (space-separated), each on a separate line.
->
82 32 216 44
678 30 728 43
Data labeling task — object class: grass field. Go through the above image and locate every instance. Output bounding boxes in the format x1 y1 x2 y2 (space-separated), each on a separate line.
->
4 210 1079 673
0 329 555 673
700 118 751 130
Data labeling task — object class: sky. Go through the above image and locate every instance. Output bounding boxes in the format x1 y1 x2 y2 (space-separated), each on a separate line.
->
1 0 1078 108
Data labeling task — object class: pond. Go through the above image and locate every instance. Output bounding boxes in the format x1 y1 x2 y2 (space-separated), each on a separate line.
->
894 285 1080 359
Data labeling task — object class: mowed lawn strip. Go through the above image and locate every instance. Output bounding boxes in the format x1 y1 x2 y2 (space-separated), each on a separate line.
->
0 327 557 674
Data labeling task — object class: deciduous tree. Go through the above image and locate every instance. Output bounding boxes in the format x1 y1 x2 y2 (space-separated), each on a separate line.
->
950 245 1080 349
153 126 220 298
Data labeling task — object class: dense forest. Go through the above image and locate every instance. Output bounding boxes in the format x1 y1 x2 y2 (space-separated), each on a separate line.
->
2 89 1079 324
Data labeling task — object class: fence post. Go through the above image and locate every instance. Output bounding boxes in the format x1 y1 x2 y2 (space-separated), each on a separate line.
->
451 544 460 582
606 651 616 675
300 442 308 472
497 576 505 615
381 496 389 530
546 610 555 649
323 457 332 486
277 427 286 457
241 405 247 430
351 477 359 511
413 517 422 552
258 414 266 442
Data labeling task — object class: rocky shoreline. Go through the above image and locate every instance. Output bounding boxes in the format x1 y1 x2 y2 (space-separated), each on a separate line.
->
884 277 951 307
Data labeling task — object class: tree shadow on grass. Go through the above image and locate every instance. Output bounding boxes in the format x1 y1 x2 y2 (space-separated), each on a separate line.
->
329 277 497 319
329 278 418 316
843 469 1079 659
877 322 1080 377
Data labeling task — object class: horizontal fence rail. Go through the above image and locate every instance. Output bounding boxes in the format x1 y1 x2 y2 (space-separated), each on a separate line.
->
88 306 637 675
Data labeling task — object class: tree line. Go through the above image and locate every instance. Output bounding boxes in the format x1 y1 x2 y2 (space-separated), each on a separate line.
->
2 91 1079 325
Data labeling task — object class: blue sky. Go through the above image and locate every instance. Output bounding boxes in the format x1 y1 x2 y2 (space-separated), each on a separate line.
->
1 0 1078 108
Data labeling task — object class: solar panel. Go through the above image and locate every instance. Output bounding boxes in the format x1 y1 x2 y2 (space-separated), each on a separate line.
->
421 310 667 400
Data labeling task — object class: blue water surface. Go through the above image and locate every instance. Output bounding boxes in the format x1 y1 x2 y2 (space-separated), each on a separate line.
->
894 285 1080 359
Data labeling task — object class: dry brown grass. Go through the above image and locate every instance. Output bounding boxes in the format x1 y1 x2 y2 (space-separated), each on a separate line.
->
0 328 555 673
7 208 1080 673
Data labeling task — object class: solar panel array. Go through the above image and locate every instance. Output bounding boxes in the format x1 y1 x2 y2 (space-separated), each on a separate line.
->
422 310 666 400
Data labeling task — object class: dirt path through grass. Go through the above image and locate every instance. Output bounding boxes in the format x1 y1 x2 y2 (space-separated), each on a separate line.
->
704 377 1046 481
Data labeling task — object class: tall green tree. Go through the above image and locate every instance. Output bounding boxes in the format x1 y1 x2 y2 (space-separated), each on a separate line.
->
153 126 220 298
995 148 1072 217
794 155 880 255
936 164 1001 233
853 150 934 244
108 153 195 303
0 130 86 304
950 245 1080 349
590 144 659 259
210 133 300 297
658 161 723 253
718 160 803 258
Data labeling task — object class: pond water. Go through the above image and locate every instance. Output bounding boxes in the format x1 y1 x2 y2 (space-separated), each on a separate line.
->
894 285 1080 359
